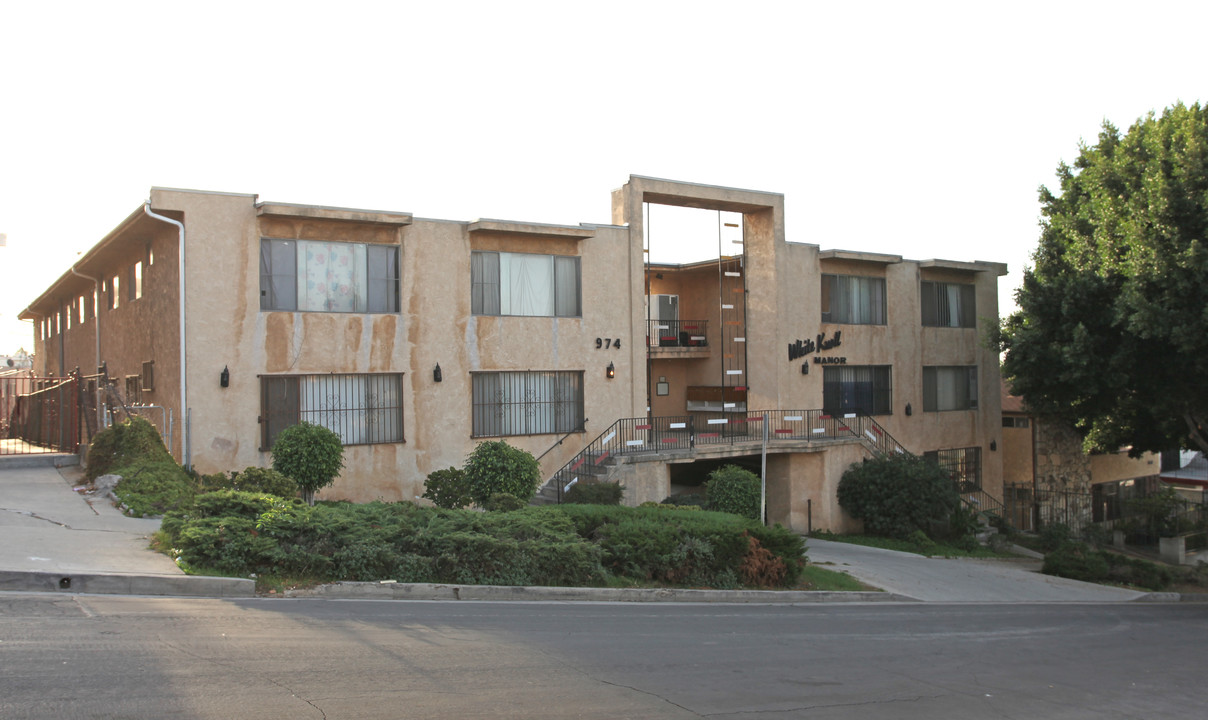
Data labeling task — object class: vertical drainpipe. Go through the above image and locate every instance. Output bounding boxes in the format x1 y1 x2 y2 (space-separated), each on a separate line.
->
142 203 189 470
69 264 103 429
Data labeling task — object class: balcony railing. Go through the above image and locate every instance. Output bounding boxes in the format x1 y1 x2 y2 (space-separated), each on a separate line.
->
647 319 708 348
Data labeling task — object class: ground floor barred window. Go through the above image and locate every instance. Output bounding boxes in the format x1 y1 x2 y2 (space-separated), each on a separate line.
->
260 373 403 449
924 446 982 492
471 371 584 437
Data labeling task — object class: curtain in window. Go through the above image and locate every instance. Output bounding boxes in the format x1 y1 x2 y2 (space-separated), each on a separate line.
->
260 240 297 310
299 241 367 312
824 275 885 324
500 253 555 316
924 367 977 411
471 252 501 315
554 256 580 317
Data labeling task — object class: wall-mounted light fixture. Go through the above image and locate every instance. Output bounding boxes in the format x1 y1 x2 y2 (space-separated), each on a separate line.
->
220 366 230 388
990 440 997 452
904 403 912 416
606 361 615 379
433 363 442 383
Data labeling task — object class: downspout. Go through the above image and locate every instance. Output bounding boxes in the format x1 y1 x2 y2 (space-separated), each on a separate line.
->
69 264 103 430
142 203 189 470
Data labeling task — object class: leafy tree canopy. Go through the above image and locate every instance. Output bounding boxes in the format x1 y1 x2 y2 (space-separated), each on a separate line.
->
997 102 1208 455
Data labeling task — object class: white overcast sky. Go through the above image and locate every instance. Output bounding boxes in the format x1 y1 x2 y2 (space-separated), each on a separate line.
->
2 0 1205 355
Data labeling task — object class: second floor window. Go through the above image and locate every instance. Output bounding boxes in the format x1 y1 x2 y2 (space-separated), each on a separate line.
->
471 251 581 317
823 365 892 415
923 366 978 411
921 281 976 328
821 274 886 325
260 239 400 313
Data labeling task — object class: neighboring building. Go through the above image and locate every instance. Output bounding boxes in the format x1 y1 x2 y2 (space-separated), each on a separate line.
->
19 177 1007 533
1 349 33 369
1000 380 1158 529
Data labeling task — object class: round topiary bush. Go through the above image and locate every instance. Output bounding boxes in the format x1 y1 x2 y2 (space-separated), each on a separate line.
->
463 440 541 507
271 422 345 505
705 465 761 519
422 467 472 509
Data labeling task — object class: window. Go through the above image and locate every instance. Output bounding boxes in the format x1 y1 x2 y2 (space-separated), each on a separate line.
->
921 281 976 328
471 251 581 317
260 373 403 449
821 274 886 325
472 371 584 437
923 366 978 411
925 447 982 492
125 375 142 405
822 365 892 415
128 262 143 301
141 361 155 392
110 275 120 309
259 239 400 313
1003 416 1030 428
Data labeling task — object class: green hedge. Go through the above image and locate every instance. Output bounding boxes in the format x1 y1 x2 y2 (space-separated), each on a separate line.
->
162 502 807 589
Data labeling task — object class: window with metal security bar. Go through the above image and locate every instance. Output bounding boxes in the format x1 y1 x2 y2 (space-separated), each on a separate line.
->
822 365 892 416
922 366 978 411
921 281 976 328
260 373 404 450
124 375 142 405
471 371 584 437
821 274 886 325
471 251 581 317
925 447 982 491
259 239 400 313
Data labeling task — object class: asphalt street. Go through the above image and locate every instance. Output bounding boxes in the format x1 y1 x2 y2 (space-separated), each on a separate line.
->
2 594 1205 719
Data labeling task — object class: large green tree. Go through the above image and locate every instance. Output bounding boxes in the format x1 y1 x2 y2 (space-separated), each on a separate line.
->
998 102 1208 456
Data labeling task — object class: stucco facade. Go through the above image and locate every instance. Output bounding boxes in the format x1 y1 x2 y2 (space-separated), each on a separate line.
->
21 177 1008 533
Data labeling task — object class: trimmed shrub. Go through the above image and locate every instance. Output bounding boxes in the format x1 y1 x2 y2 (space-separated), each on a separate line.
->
422 467 472 509
463 440 541 507
1041 543 1110 583
662 492 707 508
705 465 761 519
200 467 298 498
86 417 174 481
564 481 624 505
837 454 961 539
271 422 345 505
483 492 527 512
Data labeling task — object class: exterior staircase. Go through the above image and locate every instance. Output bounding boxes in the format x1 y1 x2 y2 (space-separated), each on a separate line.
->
534 409 911 504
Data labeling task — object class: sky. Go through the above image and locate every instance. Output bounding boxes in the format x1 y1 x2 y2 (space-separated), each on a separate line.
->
2 0 1206 355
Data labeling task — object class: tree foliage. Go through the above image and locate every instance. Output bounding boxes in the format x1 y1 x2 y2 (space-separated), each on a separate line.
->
836 454 961 540
463 440 541 507
271 422 345 505
996 102 1208 455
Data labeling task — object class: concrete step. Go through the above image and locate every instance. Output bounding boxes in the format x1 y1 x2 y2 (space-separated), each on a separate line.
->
0 453 80 470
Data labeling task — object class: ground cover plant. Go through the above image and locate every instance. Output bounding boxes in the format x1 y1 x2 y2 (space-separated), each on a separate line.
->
1041 542 1176 591
157 500 808 590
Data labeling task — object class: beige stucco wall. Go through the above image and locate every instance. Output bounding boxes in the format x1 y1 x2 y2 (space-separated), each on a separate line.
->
148 188 642 504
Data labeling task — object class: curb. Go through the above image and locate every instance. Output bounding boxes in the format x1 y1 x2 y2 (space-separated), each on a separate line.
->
0 570 254 598
0 454 80 470
283 581 919 603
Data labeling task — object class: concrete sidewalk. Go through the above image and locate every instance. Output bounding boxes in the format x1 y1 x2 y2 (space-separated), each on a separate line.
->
807 537 1169 602
0 457 1185 603
0 457 252 597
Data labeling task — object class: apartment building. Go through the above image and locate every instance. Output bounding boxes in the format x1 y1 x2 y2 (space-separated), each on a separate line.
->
20 177 1007 532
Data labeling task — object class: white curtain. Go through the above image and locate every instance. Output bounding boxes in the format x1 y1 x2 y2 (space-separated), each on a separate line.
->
500 253 554 316
945 284 962 327
298 241 367 312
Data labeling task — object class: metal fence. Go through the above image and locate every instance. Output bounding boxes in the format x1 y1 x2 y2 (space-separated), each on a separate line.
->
1 375 80 455
646 319 709 348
